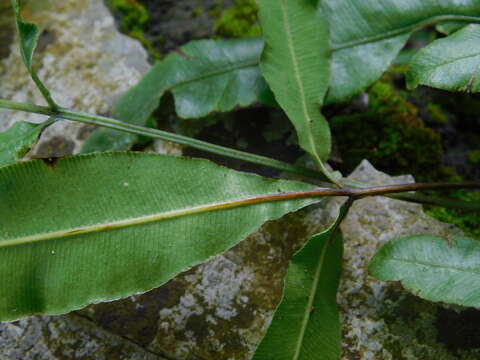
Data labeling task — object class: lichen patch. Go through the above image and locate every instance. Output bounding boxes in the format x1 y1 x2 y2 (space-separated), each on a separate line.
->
0 0 149 155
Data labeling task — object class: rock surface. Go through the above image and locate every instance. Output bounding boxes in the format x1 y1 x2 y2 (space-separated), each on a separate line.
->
338 161 479 360
141 0 231 52
0 314 160 360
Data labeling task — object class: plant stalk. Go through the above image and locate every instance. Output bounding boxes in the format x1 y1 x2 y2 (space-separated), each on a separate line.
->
342 178 480 211
231 182 480 203
0 99 327 181
388 193 480 212
1 99 479 209
325 196 356 248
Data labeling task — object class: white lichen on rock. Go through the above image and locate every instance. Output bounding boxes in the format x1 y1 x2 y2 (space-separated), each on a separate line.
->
0 314 162 360
0 0 149 154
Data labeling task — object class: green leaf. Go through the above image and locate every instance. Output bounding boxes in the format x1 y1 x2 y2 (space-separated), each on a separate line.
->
11 0 57 108
81 38 268 153
321 0 480 102
81 129 137 153
369 235 480 307
436 22 467 35
0 152 321 321
253 203 349 360
0 119 53 168
407 24 480 93
258 0 333 183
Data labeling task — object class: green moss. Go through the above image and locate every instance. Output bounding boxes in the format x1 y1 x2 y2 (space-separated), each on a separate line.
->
388 63 410 76
105 0 161 59
332 80 444 182
379 292 480 359
191 7 203 18
106 0 148 33
381 294 444 360
426 103 449 125
468 150 480 165
214 0 261 38
436 166 463 183
427 190 480 238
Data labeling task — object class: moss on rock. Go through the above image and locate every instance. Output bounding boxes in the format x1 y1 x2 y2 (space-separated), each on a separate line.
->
214 0 261 38
426 190 480 238
332 80 444 182
105 0 148 33
468 150 480 165
426 103 449 125
380 292 480 360
105 0 160 59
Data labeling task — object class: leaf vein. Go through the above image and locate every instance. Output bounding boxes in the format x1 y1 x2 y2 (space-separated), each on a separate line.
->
170 60 258 91
388 257 480 275
0 191 315 249
331 15 480 51
281 0 319 165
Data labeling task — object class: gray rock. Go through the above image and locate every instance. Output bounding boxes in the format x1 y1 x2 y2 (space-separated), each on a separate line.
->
0 0 150 155
338 160 479 360
0 314 161 359
141 0 233 52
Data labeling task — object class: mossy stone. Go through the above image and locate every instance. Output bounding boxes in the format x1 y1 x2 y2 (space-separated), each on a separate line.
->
332 80 444 182
105 0 160 59
426 190 480 238
214 0 261 38
426 103 449 125
468 150 480 165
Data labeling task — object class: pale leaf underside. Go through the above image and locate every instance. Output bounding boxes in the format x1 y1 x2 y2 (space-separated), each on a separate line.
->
0 152 321 321
370 235 480 307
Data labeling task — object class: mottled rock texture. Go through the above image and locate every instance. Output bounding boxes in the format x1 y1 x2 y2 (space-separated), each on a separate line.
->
0 0 149 155
338 161 480 360
1 314 160 360
139 0 232 51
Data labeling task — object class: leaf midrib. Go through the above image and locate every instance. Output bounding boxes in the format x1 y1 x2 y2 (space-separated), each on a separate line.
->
330 14 480 51
292 237 329 359
0 191 315 249
199 16 480 73
423 52 480 72
387 256 480 275
281 0 319 163
170 59 259 91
